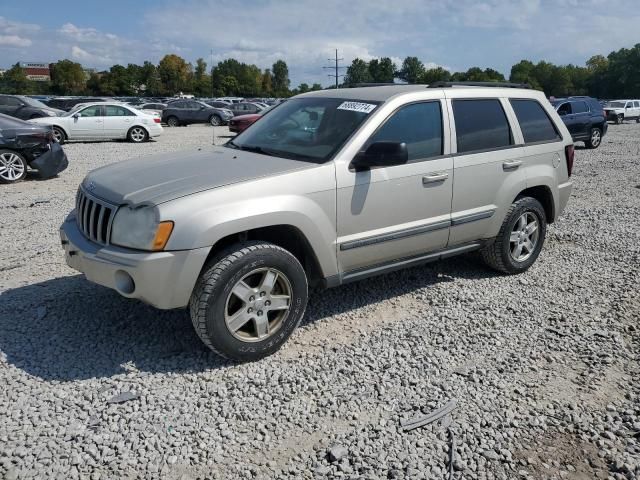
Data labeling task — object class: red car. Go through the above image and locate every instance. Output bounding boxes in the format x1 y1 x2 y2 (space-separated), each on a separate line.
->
228 113 262 133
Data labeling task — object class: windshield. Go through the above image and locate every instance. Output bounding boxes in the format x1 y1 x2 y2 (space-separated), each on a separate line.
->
22 97 51 109
606 101 626 108
227 97 379 163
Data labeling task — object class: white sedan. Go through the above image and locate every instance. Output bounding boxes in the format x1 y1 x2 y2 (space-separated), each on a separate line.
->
29 103 162 144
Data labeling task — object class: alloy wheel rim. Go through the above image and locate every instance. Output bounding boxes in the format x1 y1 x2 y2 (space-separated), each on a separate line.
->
53 129 63 143
509 212 539 262
591 130 601 146
131 128 145 142
224 267 292 343
0 152 25 181
168 118 178 126
210 116 220 126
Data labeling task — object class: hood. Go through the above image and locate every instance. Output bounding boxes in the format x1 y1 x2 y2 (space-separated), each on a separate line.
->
83 145 317 206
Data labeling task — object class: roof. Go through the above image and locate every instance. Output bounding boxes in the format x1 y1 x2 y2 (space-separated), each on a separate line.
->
298 85 427 102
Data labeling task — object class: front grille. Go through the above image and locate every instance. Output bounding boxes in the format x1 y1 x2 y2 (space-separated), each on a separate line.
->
75 188 116 245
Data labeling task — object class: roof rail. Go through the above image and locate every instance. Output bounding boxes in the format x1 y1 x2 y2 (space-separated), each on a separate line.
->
427 81 532 89
349 83 400 88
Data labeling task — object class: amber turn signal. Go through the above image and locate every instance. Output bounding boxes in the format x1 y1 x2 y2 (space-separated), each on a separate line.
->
152 221 174 251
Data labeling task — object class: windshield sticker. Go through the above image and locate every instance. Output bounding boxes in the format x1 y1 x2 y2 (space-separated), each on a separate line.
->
337 101 377 114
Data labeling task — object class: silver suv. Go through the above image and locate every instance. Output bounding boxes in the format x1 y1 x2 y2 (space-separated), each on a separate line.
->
61 82 574 360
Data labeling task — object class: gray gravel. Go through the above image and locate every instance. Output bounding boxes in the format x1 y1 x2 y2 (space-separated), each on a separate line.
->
1 124 639 479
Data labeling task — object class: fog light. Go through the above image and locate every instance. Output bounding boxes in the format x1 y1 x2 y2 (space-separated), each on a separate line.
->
115 270 135 295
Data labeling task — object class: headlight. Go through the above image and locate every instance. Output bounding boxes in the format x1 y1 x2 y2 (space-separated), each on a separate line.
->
110 205 174 251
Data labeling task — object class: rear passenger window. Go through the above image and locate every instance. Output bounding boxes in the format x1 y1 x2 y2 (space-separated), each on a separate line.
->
572 101 588 113
368 101 443 162
510 99 561 143
453 99 512 153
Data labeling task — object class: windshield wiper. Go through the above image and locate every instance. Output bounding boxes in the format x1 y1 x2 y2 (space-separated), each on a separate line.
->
237 144 278 157
225 140 240 149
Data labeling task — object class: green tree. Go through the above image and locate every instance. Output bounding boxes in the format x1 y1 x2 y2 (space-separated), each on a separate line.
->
368 57 395 83
261 69 273 96
272 60 290 95
344 58 372 86
421 67 451 84
1 63 32 94
220 75 239 95
50 59 86 95
192 58 211 96
399 56 425 84
310 83 323 91
509 60 541 89
157 54 191 95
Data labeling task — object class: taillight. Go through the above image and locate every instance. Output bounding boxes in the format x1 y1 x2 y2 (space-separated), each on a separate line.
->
564 144 575 177
153 118 161 123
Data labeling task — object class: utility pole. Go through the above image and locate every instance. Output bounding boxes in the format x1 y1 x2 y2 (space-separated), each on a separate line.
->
323 49 346 89
210 49 214 98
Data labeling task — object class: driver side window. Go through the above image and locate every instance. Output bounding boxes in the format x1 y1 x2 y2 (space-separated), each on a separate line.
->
366 101 443 163
557 103 572 116
78 106 102 117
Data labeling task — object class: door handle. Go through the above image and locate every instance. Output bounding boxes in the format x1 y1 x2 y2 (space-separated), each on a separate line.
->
422 172 449 184
502 160 522 171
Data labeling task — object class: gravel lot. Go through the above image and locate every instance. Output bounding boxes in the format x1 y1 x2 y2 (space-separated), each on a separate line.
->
1 124 639 480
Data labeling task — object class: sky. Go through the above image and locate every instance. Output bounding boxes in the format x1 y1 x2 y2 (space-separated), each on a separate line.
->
1 0 639 87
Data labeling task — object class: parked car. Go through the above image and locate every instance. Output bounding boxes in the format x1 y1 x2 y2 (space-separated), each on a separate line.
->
162 100 233 126
135 103 167 116
603 100 640 124
551 96 607 148
228 105 275 133
0 94 63 120
228 102 265 116
29 103 162 144
43 97 108 112
0 114 68 184
60 82 574 360
204 100 233 109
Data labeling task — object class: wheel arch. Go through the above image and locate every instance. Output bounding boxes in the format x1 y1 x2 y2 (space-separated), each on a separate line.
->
52 124 68 140
514 184 555 224
198 224 325 288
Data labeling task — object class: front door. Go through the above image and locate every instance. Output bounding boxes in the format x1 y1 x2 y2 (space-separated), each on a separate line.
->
570 100 590 138
336 100 453 273
69 105 105 139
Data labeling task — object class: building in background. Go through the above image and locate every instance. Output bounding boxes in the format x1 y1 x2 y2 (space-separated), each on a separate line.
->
20 62 51 81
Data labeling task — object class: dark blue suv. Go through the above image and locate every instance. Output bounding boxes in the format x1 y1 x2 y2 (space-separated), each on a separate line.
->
550 96 607 149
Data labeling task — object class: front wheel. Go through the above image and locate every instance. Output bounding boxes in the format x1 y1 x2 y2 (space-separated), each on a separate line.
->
189 242 308 361
209 114 222 126
0 149 28 184
127 126 148 143
586 127 602 149
52 127 66 145
480 197 547 274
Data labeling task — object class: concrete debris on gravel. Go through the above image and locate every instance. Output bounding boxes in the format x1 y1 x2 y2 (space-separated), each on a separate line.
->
0 124 639 479
106 391 139 404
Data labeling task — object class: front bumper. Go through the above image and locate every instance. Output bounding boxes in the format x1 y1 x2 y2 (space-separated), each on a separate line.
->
29 142 68 178
60 214 210 309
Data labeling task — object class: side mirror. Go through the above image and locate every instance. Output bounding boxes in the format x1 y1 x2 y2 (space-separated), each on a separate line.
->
351 141 408 170
73 113 80 119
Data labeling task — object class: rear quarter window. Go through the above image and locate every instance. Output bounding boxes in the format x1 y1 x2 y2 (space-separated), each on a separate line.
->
510 99 561 144
452 99 512 153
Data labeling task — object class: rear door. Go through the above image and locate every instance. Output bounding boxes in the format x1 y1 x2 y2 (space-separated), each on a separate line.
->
447 96 527 246
570 100 590 138
103 105 136 138
69 105 105 139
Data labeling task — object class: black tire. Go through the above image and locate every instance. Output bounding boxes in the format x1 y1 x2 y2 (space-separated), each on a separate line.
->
189 242 308 361
480 197 547 274
0 149 28 184
615 114 623 124
52 127 66 145
166 116 179 127
209 114 222 126
127 126 148 143
585 127 602 149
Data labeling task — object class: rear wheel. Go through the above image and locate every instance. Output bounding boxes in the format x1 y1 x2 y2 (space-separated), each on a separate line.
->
189 242 308 361
52 127 66 145
0 149 28 184
127 126 148 143
166 116 179 127
586 127 602 149
480 197 547 274
209 114 222 126
615 114 624 124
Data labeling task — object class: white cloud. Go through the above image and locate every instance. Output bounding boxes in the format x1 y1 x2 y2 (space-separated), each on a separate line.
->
0 34 31 47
